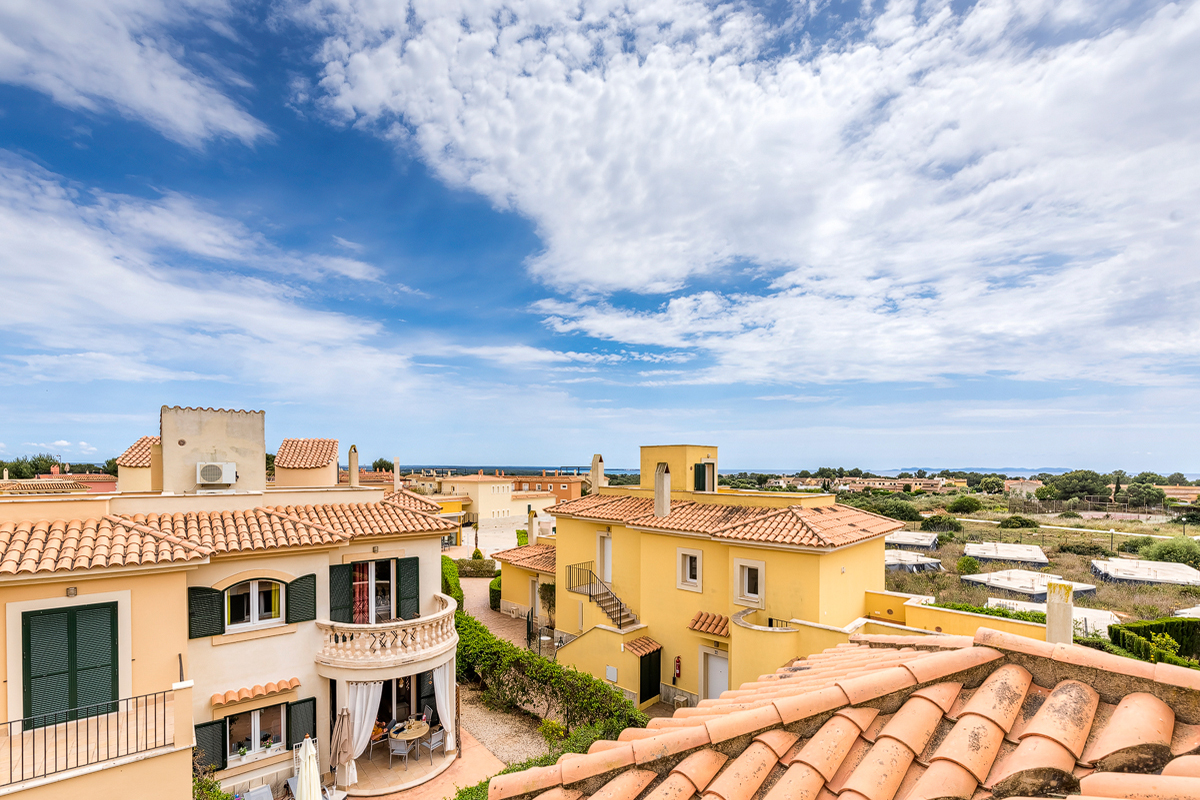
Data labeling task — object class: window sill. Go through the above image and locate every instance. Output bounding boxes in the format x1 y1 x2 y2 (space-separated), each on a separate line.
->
225 745 288 771
676 582 702 593
213 622 297 646
733 596 764 610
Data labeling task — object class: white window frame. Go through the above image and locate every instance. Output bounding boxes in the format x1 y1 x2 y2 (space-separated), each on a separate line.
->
676 547 703 593
227 703 287 761
733 558 765 608
561 484 567 490
225 579 285 631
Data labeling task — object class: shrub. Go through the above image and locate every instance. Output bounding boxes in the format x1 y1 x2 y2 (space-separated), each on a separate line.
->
930 602 1046 624
998 515 1039 529
921 514 962 533
455 610 648 730
455 558 498 578
956 556 980 575
1056 542 1114 557
441 555 465 608
471 548 484 560
516 529 529 547
489 575 501 611
538 719 567 748
946 496 982 514
1119 536 1157 554
1151 631 1181 657
452 722 620 800
874 498 922 522
1142 536 1200 570
1108 618 1200 669
937 532 956 547
1058 510 1082 519
193 753 232 800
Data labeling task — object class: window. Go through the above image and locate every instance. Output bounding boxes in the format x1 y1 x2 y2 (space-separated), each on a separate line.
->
676 548 703 592
734 558 765 608
227 580 283 628
350 560 394 624
536 483 542 490
561 484 567 490
226 703 285 759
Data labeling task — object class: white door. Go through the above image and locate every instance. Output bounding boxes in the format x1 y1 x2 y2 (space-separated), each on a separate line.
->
529 577 539 614
705 653 729 700
602 535 613 582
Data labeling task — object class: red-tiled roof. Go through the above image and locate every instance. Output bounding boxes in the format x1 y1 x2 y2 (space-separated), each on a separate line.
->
125 508 347 554
116 435 159 467
493 543 556 574
688 611 730 638
625 637 662 658
487 628 1200 800
0 479 91 494
384 488 443 514
275 438 339 469
211 677 300 707
286 502 455 537
552 495 902 549
0 515 210 575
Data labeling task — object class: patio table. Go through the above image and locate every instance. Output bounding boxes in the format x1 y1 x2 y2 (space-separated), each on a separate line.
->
389 720 429 742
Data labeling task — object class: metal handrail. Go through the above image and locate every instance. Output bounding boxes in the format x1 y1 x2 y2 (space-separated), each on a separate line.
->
3 690 173 786
565 561 638 629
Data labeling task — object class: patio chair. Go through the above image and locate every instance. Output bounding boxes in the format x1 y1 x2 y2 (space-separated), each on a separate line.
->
419 727 447 764
369 719 397 758
423 705 434 723
389 736 416 771
245 787 273 800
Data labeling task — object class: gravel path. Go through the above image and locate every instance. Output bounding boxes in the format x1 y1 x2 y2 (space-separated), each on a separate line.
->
460 685 548 766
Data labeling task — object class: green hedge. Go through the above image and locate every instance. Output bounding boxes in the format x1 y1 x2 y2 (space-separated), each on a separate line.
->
1108 618 1200 669
516 529 529 547
455 558 498 578
930 601 1046 624
455 611 647 732
441 556 464 608
489 575 501 611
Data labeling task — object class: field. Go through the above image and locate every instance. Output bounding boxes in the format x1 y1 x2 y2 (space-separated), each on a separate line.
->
883 511 1200 622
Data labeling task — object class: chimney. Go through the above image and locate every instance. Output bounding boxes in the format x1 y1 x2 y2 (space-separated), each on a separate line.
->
393 458 400 493
3 468 8 481
654 463 670 517
542 469 546 477
349 445 359 487
51 464 60 476
590 454 607 491
1045 582 1073 644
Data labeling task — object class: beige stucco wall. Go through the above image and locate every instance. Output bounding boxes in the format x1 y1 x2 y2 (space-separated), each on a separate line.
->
274 463 338 488
117 464 152 493
13 746 192 800
0 566 190 722
160 406 266 494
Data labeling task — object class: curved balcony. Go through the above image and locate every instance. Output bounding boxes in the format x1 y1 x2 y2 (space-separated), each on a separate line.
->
315 592 458 676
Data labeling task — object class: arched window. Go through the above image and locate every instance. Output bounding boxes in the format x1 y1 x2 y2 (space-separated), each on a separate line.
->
226 579 283 628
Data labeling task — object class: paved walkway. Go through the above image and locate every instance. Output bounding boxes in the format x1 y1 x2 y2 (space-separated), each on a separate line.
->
462 577 527 648
374 728 504 800
445 525 524 559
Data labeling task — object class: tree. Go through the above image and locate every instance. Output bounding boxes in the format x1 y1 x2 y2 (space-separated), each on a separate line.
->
921 514 962 532
1142 537 1200 570
1166 472 1188 486
1034 484 1060 501
1110 469 1127 496
372 458 393 472
29 453 59 475
916 469 927 479
897 472 913 479
1049 470 1109 500
103 457 118 476
979 476 1004 494
1124 483 1166 508
265 452 275 477
947 496 982 514
1133 471 1167 485
873 498 922 522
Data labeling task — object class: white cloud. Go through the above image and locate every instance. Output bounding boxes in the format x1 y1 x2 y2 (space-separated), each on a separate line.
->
333 235 364 252
294 0 1200 387
0 0 270 147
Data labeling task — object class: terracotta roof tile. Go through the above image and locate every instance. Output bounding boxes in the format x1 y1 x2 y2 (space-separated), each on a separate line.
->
384 488 443 514
0 479 92 494
116 435 159 467
488 628 1200 800
210 677 300 707
0 515 210 575
688 611 730 637
275 438 338 469
623 636 662 658
493 543 556 574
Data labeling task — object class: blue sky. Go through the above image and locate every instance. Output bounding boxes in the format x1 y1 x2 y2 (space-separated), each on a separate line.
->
1 0 1199 473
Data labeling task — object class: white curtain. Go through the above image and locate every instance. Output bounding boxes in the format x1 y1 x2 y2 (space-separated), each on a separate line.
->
347 680 385 762
432 657 456 752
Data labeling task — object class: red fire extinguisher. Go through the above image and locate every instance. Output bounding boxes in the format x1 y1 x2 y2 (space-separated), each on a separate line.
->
674 656 681 681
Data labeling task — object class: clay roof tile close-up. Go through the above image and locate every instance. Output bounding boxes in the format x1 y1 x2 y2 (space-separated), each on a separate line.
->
492 543 557 574
688 611 730 638
488 627 1200 800
115 435 159 467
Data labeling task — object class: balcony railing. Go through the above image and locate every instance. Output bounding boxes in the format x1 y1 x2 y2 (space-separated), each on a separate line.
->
1 691 174 787
315 592 458 669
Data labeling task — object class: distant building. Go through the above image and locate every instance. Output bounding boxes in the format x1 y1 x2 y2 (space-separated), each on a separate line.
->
512 470 586 503
1004 479 1044 497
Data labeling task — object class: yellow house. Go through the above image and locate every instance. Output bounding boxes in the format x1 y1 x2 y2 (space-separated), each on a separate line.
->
552 445 904 708
492 537 556 625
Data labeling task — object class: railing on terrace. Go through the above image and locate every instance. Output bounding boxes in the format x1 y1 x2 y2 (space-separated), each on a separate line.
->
1 691 174 787
315 592 458 668
565 561 638 629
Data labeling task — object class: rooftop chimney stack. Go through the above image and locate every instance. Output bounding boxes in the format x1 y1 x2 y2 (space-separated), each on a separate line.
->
349 445 359 487
1046 582 1074 644
393 458 400 493
653 462 670 517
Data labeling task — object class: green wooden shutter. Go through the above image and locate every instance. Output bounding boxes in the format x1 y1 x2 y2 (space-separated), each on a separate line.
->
329 564 353 623
73 604 118 716
416 671 438 726
286 574 317 623
397 557 420 620
287 697 317 748
193 719 227 772
188 587 225 639
694 463 705 491
23 609 70 726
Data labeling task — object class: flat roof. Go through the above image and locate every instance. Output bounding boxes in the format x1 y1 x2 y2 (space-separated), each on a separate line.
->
885 530 939 550
884 550 941 572
1091 558 1200 586
963 542 1048 566
986 597 1119 638
961 568 1095 598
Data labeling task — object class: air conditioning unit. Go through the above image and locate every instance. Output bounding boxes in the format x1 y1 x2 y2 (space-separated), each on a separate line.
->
196 462 237 484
